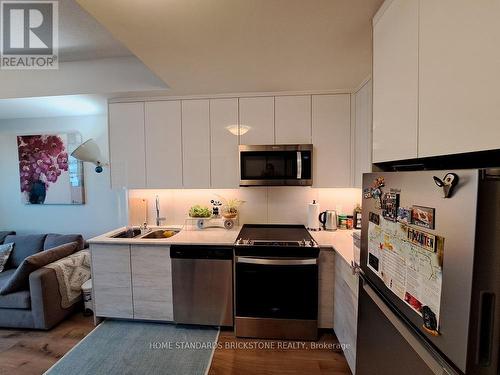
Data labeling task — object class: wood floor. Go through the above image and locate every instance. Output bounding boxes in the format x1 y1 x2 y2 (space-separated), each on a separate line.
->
0 313 94 375
0 316 351 375
208 330 352 375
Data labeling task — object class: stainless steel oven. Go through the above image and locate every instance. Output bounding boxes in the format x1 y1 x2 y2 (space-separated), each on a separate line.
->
239 144 313 186
234 224 319 340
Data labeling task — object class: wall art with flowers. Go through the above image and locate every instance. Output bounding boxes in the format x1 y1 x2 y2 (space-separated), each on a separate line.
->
17 133 85 205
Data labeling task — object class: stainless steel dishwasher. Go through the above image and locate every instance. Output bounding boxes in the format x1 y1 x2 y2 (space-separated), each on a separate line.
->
170 245 233 326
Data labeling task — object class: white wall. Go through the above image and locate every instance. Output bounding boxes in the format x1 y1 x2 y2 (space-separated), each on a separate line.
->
128 187 361 227
0 115 127 238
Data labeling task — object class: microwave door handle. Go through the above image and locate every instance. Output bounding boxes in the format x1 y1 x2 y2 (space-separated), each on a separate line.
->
297 151 302 179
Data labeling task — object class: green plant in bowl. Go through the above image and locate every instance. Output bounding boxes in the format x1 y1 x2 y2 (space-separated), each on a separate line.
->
189 205 212 218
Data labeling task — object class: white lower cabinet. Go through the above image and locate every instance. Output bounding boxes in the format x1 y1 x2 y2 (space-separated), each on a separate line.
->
91 244 134 319
334 255 359 374
131 245 173 321
91 244 173 321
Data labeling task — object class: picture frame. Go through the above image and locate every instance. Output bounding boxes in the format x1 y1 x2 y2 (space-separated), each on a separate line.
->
381 192 399 222
411 205 435 229
17 133 85 205
397 207 412 224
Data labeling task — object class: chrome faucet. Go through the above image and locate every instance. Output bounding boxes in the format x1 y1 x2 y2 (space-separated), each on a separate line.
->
155 195 166 226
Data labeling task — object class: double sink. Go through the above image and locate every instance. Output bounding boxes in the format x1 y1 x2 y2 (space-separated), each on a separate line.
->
111 227 180 240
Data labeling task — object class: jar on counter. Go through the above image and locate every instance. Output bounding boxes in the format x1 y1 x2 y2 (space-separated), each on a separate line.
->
347 215 354 230
338 215 348 230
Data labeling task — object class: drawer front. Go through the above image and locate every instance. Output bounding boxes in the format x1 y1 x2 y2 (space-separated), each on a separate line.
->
318 250 335 328
94 286 134 318
133 296 173 321
91 244 133 319
131 245 173 321
336 255 359 295
334 257 359 373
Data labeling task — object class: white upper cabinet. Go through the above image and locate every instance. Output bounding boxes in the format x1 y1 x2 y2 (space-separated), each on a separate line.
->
372 0 419 163
239 97 274 145
312 94 351 188
181 100 210 188
418 0 500 157
353 81 373 188
275 95 312 144
144 101 182 188
210 98 239 188
109 102 146 189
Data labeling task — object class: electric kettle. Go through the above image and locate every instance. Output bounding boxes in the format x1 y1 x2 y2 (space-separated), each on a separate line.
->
318 210 337 231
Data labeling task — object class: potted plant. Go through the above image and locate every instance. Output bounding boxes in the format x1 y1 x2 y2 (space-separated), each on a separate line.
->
217 195 245 219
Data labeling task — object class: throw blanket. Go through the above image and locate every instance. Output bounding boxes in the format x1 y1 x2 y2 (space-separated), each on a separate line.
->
45 250 91 309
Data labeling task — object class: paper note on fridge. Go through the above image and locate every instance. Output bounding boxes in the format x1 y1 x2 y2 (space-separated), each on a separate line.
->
367 220 445 327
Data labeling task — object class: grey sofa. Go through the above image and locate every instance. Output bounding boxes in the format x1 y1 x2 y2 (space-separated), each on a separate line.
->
0 232 85 330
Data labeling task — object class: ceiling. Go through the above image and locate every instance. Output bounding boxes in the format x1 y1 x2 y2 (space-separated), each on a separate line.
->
59 0 132 62
0 95 107 120
76 0 383 95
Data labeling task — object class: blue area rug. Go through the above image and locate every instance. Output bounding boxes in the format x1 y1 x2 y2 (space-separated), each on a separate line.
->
46 320 219 375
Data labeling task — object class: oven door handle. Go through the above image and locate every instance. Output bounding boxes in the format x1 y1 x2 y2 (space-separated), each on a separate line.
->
236 256 318 266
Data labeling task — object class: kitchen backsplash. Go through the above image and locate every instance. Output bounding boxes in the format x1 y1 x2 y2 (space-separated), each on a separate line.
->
128 187 361 227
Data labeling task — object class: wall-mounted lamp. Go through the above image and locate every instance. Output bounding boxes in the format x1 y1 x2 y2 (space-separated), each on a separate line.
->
71 139 107 173
226 124 251 136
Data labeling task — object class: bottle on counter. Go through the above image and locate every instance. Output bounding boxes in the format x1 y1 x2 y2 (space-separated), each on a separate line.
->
338 214 348 230
354 204 362 229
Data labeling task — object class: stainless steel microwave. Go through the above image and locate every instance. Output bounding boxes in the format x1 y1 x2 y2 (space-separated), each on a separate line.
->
239 144 313 186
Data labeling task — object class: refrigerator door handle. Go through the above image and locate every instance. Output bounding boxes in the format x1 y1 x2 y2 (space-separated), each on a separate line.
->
476 291 496 366
362 281 456 375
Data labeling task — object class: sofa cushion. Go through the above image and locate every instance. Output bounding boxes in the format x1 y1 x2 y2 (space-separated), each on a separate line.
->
0 231 15 245
0 243 14 272
0 241 79 295
44 234 85 251
0 269 30 308
3 234 46 268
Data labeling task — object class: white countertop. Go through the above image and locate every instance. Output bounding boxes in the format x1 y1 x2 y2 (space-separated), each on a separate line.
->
88 226 241 246
309 229 357 265
89 226 357 265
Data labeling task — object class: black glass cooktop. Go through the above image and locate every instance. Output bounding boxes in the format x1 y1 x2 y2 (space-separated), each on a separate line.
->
234 224 319 257
236 224 314 243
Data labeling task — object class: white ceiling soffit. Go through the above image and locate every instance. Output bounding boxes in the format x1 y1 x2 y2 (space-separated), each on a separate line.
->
0 94 107 120
59 0 132 62
0 56 168 99
76 0 383 95
0 0 168 99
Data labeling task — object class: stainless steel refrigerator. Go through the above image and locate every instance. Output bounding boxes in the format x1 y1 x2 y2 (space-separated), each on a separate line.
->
356 169 500 375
